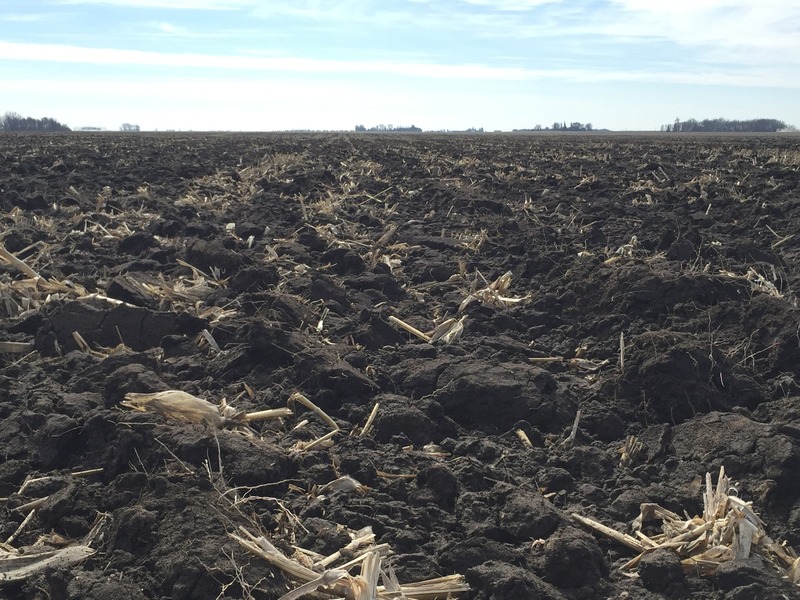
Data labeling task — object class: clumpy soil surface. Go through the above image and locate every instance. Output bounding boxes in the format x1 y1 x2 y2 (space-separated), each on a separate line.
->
1 131 800 599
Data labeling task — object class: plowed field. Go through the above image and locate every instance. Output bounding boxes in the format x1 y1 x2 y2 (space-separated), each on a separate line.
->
1 132 800 600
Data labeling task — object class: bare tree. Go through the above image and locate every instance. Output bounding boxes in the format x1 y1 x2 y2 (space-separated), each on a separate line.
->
1 112 70 132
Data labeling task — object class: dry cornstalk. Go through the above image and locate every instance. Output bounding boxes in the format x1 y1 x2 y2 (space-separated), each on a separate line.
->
242 408 294 422
0 545 95 584
77 468 106 479
14 497 49 513
515 429 533 449
231 524 469 600
576 467 800 582
317 476 368 498
374 224 397 247
231 529 369 600
230 528 318 583
9 469 103 500
354 550 380 600
390 574 471 599
529 356 564 364
390 314 466 345
720 268 784 299
316 307 330 334
428 315 466 344
561 409 581 446
375 470 416 480
619 435 643 467
1 275 89 319
79 293 136 307
123 390 293 428
287 392 339 431
606 235 639 261
0 342 34 354
388 315 431 343
314 528 375 570
176 259 227 286
458 270 530 312
123 391 226 427
571 513 647 553
277 570 350 600
360 402 379 437
746 268 782 298
569 357 610 373
772 234 793 249
198 329 222 352
73 331 130 359
0 242 41 280
335 543 392 572
5 509 37 545
294 429 339 451
291 419 310 432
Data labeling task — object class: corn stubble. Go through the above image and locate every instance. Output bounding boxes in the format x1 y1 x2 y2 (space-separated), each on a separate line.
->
573 467 800 583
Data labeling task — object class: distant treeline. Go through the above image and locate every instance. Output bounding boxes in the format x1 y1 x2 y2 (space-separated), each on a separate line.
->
355 124 422 132
1 112 71 132
515 122 594 132
662 118 788 133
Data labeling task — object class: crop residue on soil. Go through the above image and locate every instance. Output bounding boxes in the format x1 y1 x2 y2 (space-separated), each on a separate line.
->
2 132 800 599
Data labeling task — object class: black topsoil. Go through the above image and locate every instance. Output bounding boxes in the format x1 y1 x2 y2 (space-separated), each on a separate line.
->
1 132 800 600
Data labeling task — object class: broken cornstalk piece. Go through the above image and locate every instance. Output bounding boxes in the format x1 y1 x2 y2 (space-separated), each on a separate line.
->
571 513 647 553
428 315 466 345
458 270 530 313
0 545 95 584
360 402 380 437
388 315 431 343
515 429 533 449
0 241 41 280
0 341 34 354
242 408 294 422
122 390 295 431
287 392 339 431
122 390 225 427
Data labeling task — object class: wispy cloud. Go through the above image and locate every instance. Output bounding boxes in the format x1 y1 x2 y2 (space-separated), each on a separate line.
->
2 40 798 89
42 0 800 67
52 0 256 9
0 40 531 79
461 0 561 10
1 13 51 22
154 22 193 36
606 0 800 55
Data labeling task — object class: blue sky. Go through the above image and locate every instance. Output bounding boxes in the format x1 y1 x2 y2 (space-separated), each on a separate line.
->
1 0 798 131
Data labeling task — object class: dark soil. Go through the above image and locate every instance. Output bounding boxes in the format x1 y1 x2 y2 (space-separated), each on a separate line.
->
2 131 800 599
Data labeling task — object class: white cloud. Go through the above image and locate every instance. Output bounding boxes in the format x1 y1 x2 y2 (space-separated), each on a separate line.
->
52 0 256 9
0 40 520 78
461 0 560 9
1 13 50 22
606 0 800 55
155 22 192 36
1 39 798 89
